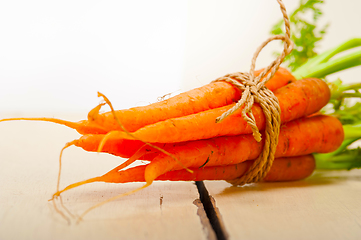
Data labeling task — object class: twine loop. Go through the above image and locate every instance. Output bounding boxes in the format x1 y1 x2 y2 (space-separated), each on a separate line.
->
213 0 293 185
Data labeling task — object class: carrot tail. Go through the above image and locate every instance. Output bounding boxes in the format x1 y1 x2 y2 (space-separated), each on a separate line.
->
51 146 150 200
51 176 103 200
51 170 152 223
0 117 108 134
102 144 151 173
56 140 78 193
0 117 80 128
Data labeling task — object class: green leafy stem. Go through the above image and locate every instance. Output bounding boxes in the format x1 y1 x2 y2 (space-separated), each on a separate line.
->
314 137 361 170
270 0 361 171
293 38 361 79
293 38 361 170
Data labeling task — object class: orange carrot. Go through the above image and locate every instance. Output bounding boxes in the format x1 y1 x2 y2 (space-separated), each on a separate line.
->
96 155 316 183
0 67 295 134
141 115 343 184
85 67 296 133
72 135 147 158
53 155 315 195
68 82 331 159
97 78 330 144
71 134 180 159
262 155 316 182
54 115 343 196
162 155 316 182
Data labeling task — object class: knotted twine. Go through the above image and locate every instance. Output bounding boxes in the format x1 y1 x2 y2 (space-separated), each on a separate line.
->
213 0 293 186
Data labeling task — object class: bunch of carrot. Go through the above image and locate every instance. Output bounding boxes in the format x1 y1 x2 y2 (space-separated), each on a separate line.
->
2 1 359 224
0 67 345 199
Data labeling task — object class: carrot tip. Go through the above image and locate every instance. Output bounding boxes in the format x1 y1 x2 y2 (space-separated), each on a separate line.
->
50 191 61 201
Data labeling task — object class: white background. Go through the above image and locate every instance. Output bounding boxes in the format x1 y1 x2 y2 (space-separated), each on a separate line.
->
0 0 360 115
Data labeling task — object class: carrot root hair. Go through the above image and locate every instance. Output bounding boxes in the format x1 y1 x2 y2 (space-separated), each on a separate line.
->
51 140 101 201
51 176 103 200
0 117 81 129
109 144 150 171
0 116 108 134
51 144 151 200
56 140 79 192
97 131 120 153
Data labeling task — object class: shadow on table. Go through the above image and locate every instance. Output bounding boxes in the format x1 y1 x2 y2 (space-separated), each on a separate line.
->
213 169 361 196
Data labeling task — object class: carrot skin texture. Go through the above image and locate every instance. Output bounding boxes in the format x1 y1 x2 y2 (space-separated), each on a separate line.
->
85 68 295 133
74 135 147 158
71 77 326 156
160 155 316 182
262 155 316 182
87 115 343 185
142 115 343 182
104 78 330 143
73 112 342 162
99 155 315 183
74 134 172 159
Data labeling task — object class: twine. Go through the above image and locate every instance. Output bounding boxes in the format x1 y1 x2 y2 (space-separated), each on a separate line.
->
214 0 293 185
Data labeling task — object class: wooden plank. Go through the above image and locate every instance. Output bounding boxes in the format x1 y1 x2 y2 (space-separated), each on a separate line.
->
0 117 207 240
204 169 361 240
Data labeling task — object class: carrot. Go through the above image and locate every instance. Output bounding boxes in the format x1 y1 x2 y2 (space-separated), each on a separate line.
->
88 69 284 132
161 155 316 182
100 155 316 183
262 155 316 182
0 67 295 135
71 133 185 159
72 135 147 158
82 67 296 133
141 114 343 185
53 155 315 196
68 92 332 160
53 114 343 198
97 78 330 144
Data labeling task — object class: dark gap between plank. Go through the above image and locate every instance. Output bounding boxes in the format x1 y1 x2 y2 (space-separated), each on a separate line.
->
195 181 228 240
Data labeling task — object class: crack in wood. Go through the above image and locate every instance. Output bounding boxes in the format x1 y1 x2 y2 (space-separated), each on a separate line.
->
194 181 229 240
193 199 217 240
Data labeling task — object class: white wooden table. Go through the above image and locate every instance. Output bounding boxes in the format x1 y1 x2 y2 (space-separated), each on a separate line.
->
204 169 361 240
1 114 360 240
